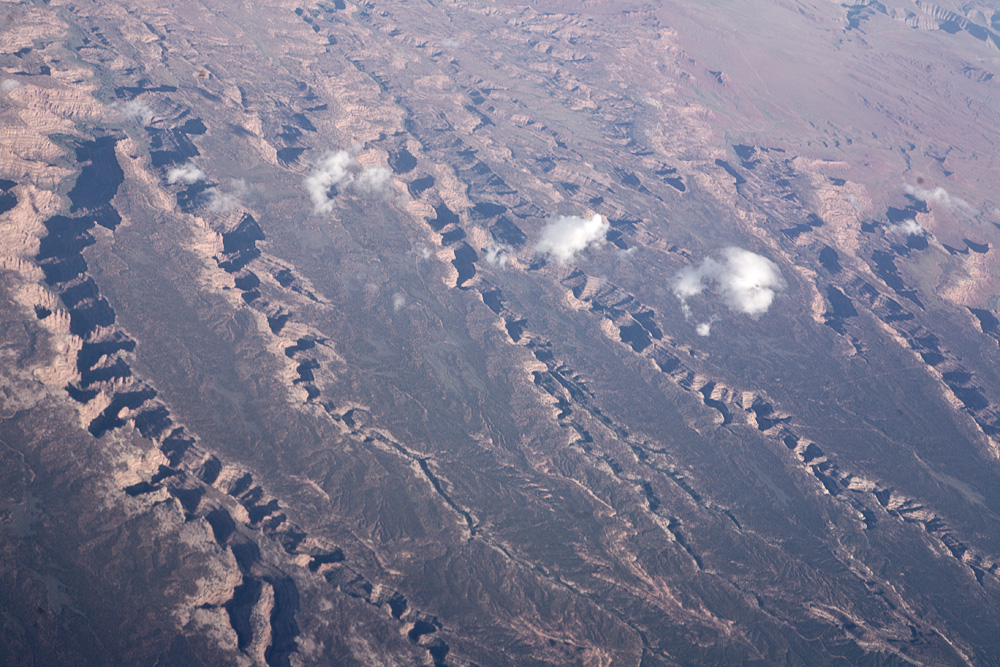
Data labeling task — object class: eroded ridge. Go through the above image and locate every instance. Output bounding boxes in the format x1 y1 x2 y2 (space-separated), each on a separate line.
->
569 261 1000 584
718 146 1000 456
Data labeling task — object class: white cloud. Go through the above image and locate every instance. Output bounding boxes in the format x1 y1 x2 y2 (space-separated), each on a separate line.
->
534 214 608 265
392 293 406 311
890 218 925 237
306 151 354 214
206 178 247 213
484 243 512 268
442 38 460 48
674 247 785 317
904 183 970 210
694 315 719 337
1 79 20 92
304 149 394 214
166 162 206 184
206 188 237 213
120 99 154 125
354 165 392 193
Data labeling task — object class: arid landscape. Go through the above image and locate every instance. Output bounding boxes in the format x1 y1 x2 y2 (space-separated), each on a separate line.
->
2 0 1000 664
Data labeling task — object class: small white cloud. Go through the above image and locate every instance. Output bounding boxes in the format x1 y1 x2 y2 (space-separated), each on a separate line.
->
206 188 237 213
415 244 433 260
674 258 721 299
534 214 609 265
694 315 719 337
119 99 154 125
904 183 970 211
306 150 355 214
166 162 206 184
442 38 460 48
392 293 406 311
484 243 512 268
674 247 785 317
890 218 925 237
206 178 247 213
305 149 394 214
1 79 21 92
354 165 392 194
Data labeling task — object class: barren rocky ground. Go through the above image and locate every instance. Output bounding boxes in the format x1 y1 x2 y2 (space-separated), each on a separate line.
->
2 0 1000 665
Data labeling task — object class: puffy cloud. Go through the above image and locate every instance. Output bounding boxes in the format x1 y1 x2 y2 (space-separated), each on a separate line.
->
305 149 393 214
120 99 154 125
166 162 206 184
206 188 237 213
165 165 247 213
674 247 785 317
484 243 512 268
1 79 20 92
206 178 247 213
695 321 713 336
305 150 354 213
354 165 392 193
904 183 970 210
392 293 406 311
534 214 608 265
890 218 925 237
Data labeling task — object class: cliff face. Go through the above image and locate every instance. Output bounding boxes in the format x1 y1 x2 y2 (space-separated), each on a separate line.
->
2 0 1000 665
